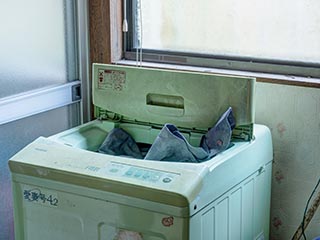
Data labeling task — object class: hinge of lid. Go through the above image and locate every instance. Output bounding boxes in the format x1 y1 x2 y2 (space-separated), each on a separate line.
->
232 123 254 141
94 107 123 121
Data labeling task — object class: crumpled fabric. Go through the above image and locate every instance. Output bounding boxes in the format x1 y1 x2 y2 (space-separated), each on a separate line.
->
98 107 236 162
200 107 236 158
98 128 143 159
145 107 235 162
144 124 208 163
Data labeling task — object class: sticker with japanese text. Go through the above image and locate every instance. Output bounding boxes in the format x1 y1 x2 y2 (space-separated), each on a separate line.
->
23 186 58 208
97 69 126 91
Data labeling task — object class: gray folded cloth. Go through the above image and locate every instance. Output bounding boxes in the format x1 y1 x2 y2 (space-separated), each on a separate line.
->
98 128 143 159
144 124 209 163
201 107 236 158
145 107 236 162
98 107 236 162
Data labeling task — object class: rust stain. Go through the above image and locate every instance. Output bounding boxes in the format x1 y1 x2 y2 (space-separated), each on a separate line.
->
272 217 283 230
162 216 174 227
275 170 284 184
277 122 286 137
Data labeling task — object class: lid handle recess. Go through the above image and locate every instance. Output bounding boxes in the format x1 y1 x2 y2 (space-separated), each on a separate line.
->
146 93 185 117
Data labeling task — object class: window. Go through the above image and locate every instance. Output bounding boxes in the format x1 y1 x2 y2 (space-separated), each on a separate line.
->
0 0 78 98
124 0 320 78
0 1 88 239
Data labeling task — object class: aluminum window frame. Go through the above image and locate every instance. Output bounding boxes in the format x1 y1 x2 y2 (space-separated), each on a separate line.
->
0 0 90 125
123 1 320 79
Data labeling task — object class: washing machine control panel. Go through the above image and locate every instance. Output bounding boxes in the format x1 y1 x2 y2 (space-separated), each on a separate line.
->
102 162 179 184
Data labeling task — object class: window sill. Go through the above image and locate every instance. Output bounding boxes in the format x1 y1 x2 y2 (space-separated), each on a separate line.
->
116 60 320 89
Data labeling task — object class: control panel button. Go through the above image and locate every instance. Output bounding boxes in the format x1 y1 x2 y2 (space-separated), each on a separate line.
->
150 175 160 182
103 163 178 184
109 168 119 173
125 170 133 176
142 173 150 180
162 177 172 183
134 171 143 178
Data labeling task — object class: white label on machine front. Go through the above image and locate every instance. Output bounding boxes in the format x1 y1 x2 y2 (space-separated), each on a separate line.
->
22 184 58 208
100 162 179 185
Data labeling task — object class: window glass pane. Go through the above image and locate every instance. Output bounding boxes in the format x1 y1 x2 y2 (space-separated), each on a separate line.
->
0 103 80 240
139 0 320 64
0 0 78 98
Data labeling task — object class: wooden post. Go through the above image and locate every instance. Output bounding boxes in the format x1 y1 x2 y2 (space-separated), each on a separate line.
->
89 0 111 64
88 0 122 118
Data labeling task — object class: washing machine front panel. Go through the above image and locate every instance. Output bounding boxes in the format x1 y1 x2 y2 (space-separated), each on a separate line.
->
11 178 189 240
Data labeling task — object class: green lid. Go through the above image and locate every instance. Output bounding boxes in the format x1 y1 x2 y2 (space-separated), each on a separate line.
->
93 64 255 139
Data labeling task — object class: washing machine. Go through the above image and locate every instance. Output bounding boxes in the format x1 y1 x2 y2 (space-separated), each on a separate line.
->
9 64 272 240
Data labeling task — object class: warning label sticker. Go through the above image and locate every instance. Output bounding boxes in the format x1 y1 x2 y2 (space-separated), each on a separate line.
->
98 69 126 91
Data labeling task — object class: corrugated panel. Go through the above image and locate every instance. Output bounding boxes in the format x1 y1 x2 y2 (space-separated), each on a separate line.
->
190 163 272 240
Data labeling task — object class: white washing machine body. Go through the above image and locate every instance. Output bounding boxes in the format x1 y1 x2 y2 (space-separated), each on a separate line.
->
9 64 272 240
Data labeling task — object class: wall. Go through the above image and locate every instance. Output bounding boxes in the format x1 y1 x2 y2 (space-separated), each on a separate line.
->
255 82 320 239
0 105 80 240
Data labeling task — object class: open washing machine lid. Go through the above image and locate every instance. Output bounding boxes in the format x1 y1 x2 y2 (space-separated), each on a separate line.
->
92 64 255 140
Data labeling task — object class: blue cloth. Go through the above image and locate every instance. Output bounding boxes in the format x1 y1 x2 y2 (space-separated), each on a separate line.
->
98 128 143 159
98 107 236 162
201 107 236 158
145 107 235 162
144 124 208 163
